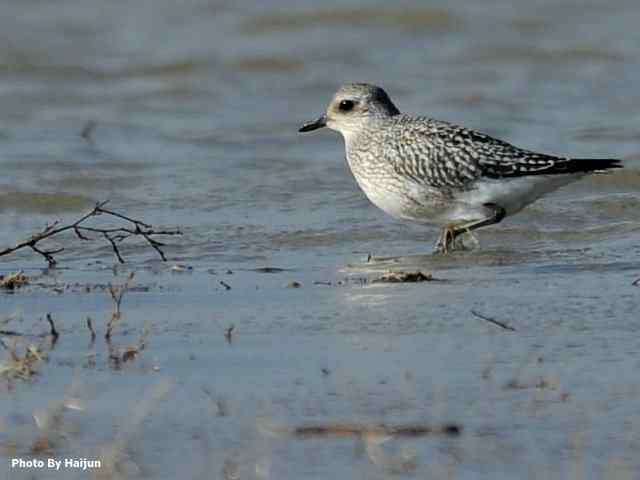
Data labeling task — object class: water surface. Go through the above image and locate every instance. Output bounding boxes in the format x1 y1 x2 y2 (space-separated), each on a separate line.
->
1 0 639 478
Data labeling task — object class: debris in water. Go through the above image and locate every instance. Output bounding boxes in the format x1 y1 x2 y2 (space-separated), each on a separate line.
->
80 119 97 141
252 267 290 273
0 271 30 290
171 264 193 273
45 314 59 344
471 309 516 332
372 271 434 283
225 325 234 344
292 422 461 438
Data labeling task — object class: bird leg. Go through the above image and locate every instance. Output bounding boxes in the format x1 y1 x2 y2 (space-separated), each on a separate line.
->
434 225 457 254
434 203 506 254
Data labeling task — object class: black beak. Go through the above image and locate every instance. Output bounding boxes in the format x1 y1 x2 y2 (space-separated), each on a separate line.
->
298 115 327 133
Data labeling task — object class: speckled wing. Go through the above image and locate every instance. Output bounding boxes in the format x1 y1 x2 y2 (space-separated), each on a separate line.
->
457 130 621 178
389 118 567 188
458 133 567 179
388 119 483 189
390 117 620 184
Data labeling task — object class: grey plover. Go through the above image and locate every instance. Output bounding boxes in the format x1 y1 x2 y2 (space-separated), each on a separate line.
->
299 83 622 253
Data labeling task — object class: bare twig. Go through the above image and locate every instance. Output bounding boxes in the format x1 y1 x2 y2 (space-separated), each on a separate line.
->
46 314 59 344
279 422 461 438
224 325 234 344
0 329 24 337
86 317 96 347
471 309 516 332
103 232 125 264
0 200 181 266
1 314 60 340
105 272 135 340
201 386 230 417
80 119 97 141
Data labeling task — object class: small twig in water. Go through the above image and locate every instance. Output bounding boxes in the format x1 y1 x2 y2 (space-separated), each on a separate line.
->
106 272 135 340
46 314 59 344
80 120 97 141
219 280 232 291
471 309 516 332
1 314 60 340
0 200 181 267
292 422 461 438
224 325 234 344
0 329 23 337
86 317 96 346
632 277 640 287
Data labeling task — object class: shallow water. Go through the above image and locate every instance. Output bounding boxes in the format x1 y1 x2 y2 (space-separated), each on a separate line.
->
1 0 640 478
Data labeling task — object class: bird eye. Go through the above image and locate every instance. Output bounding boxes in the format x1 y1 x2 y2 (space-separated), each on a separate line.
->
338 100 355 112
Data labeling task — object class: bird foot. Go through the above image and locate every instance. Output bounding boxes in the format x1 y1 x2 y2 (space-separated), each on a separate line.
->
434 226 477 254
434 226 456 254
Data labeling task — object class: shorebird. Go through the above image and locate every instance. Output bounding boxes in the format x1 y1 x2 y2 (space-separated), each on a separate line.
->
298 83 622 253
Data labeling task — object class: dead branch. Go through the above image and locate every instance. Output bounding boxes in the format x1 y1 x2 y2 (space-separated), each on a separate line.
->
80 119 97 141
46 314 59 344
1 313 60 340
86 317 96 347
201 386 230 417
0 200 181 267
471 309 516 332
0 329 23 337
290 422 461 438
224 325 234 344
105 272 135 340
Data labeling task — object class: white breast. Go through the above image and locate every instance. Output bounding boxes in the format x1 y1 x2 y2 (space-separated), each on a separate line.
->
352 174 408 219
